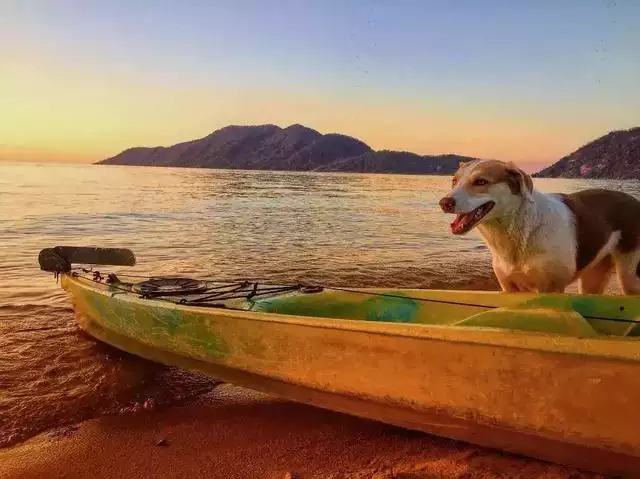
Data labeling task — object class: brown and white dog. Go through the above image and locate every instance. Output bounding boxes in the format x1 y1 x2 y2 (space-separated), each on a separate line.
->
439 159 640 295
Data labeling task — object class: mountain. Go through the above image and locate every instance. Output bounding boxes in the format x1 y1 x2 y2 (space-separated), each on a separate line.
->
97 124 481 174
534 127 640 180
314 150 478 174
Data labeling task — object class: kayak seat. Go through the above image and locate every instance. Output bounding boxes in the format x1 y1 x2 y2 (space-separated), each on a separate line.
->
453 304 600 337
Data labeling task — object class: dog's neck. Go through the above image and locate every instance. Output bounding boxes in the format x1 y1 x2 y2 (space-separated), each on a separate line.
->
477 190 546 262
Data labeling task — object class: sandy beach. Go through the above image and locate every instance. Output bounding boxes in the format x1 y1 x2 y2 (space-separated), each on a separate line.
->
0 384 604 479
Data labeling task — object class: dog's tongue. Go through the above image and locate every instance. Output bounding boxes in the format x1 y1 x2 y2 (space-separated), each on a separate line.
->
451 213 472 234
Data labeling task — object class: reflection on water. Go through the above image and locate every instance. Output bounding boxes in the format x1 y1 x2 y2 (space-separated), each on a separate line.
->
0 162 638 446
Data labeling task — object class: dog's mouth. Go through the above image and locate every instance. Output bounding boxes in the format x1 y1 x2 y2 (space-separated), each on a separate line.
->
450 201 495 235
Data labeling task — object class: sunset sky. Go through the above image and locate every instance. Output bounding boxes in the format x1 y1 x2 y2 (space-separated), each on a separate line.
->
2 1 639 172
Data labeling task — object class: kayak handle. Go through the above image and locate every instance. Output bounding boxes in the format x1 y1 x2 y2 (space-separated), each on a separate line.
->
38 246 136 273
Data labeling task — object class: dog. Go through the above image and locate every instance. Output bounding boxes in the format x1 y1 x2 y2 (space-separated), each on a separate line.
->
438 159 640 295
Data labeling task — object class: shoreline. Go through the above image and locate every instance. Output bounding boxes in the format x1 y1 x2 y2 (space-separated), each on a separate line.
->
0 384 603 479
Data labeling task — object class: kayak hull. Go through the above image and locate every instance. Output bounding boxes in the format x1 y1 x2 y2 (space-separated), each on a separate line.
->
62 275 640 476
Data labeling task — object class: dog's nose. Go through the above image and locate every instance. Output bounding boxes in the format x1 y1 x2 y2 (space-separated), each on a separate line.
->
439 196 456 213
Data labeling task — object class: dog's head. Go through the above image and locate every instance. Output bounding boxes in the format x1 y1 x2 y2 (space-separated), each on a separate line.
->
439 159 534 235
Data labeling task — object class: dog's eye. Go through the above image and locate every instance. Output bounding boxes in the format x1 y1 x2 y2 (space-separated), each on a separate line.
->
473 178 488 186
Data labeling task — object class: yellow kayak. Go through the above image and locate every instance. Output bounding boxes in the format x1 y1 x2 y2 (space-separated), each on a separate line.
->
40 246 640 475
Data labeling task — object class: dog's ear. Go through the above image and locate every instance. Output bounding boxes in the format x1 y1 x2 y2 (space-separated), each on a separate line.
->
505 163 533 201
456 160 478 174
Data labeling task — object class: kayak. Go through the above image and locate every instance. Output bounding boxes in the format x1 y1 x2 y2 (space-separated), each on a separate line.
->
40 246 640 475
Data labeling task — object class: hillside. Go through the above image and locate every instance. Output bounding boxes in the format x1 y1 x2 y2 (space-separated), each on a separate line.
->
314 150 477 174
97 124 481 175
535 127 640 179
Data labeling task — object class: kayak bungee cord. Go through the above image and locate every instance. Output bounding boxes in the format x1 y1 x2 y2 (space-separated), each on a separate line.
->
71 269 310 305
68 269 640 326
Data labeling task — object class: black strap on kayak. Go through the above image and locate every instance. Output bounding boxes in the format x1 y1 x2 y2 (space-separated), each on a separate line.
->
73 270 306 304
181 284 302 305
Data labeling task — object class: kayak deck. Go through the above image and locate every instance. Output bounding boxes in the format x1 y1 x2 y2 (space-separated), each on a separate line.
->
100 274 640 338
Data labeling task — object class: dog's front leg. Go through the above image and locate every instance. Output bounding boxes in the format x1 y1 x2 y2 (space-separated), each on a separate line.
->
493 266 520 292
524 259 572 294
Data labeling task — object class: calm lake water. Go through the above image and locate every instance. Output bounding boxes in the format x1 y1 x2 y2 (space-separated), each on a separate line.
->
1 162 638 447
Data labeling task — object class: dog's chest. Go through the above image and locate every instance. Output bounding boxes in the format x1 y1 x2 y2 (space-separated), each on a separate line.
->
480 204 577 265
475 192 582 292
482 221 578 290
491 251 576 292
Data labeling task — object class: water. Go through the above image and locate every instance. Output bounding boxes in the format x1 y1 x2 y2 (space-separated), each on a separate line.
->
1 162 638 447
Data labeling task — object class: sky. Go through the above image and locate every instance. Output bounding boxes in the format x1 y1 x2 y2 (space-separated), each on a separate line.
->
1 0 639 172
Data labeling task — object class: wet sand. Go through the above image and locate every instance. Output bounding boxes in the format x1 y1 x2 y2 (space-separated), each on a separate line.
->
0 384 603 479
